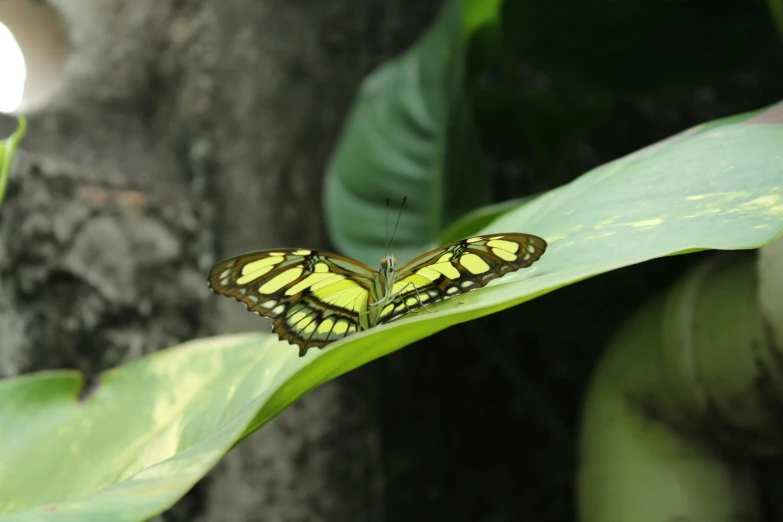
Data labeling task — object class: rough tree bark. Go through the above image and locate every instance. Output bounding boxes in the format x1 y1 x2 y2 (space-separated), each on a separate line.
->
0 1 441 521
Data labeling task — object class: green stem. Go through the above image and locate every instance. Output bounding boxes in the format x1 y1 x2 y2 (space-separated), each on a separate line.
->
0 115 28 210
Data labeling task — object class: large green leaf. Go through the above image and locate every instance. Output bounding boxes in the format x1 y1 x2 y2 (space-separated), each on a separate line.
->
324 1 491 267
0 335 293 522
0 116 27 209
2 105 782 520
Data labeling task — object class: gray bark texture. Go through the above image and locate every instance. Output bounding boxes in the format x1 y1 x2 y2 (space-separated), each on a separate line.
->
0 1 441 521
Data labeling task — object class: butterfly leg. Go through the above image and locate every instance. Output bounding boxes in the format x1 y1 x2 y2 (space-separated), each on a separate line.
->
369 283 434 314
390 282 436 315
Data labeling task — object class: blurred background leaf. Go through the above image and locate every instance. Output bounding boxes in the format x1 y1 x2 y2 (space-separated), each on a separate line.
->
324 1 491 266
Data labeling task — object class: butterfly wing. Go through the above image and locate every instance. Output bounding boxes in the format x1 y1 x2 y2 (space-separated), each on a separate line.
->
208 248 377 356
376 233 547 324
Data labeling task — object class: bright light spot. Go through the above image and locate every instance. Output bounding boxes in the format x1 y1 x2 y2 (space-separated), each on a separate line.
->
0 22 26 113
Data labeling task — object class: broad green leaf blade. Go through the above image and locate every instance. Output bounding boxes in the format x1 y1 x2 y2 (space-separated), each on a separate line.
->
0 334 297 521
0 116 27 209
250 104 783 433
324 1 491 267
246 103 783 427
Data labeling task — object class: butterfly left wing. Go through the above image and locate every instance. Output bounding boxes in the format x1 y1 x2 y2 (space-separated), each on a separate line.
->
376 233 547 325
208 249 377 356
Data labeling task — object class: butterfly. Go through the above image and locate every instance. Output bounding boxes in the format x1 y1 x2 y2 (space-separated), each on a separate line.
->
208 233 547 356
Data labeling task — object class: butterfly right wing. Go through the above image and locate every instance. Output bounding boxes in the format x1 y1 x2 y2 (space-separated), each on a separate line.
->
375 233 547 324
208 249 377 356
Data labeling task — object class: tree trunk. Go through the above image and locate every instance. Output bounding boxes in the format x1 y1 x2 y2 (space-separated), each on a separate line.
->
0 0 441 521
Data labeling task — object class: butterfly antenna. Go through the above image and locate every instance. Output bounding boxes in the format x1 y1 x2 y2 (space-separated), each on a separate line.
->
385 197 391 255
389 196 407 252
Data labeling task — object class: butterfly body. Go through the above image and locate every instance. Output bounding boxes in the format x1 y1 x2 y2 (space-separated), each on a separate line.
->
363 254 397 328
208 233 546 356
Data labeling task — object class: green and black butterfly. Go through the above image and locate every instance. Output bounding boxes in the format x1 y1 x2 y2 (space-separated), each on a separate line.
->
208 233 547 356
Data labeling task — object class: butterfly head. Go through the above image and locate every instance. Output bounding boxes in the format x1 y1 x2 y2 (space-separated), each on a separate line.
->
380 255 397 278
